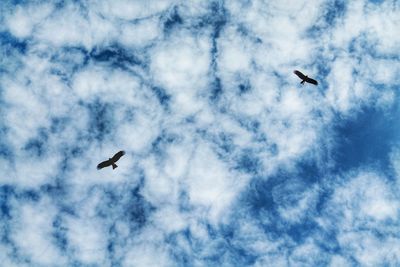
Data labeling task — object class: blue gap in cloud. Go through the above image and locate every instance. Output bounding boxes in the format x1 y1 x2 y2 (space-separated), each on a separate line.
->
56 145 85 173
0 31 27 54
40 180 67 201
207 1 227 102
0 185 14 220
151 86 171 109
23 127 48 157
348 33 371 55
238 82 251 95
165 231 193 266
83 99 115 142
50 116 69 134
324 0 347 27
209 1 227 40
54 0 89 10
206 223 258 265
52 215 68 252
90 45 142 70
163 6 183 33
313 53 332 90
210 77 223 101
0 186 17 260
50 47 89 82
0 129 13 160
237 116 260 133
235 149 261 175
233 75 253 96
18 189 41 202
332 101 400 178
241 159 326 244
227 245 258 266
368 0 384 4
125 181 156 230
95 186 126 220
222 229 259 266
228 171 342 264
212 132 235 158
151 131 178 155
107 224 116 256
305 0 346 39
106 224 126 267
314 229 342 255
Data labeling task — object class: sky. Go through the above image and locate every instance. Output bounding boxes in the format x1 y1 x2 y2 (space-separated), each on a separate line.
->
0 0 399 266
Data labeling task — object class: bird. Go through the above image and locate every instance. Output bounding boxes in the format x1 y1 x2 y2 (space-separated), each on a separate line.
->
293 70 318 85
97 151 125 170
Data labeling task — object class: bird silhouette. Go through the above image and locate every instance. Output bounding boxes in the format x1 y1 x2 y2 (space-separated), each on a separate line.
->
97 151 125 170
293 70 318 85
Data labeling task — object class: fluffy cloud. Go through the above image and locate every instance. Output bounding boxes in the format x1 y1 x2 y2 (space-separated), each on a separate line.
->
0 0 399 266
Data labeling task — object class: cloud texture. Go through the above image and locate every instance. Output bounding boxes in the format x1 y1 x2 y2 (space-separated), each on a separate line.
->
0 0 399 266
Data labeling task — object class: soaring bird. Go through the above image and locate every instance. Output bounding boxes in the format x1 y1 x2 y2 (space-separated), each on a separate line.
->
97 151 125 170
293 70 318 85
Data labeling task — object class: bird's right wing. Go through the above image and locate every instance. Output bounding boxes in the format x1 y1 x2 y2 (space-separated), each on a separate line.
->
294 70 307 80
97 160 111 169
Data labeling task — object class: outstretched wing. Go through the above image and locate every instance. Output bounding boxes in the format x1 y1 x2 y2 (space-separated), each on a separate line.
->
97 159 112 169
111 150 125 162
305 77 318 85
293 70 307 80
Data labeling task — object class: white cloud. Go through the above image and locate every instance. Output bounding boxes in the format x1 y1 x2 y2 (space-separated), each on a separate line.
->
33 3 115 49
186 142 249 223
72 65 142 102
338 232 400 267
218 28 253 73
1 0 399 266
326 55 360 113
65 216 108 264
120 18 161 47
328 255 352 267
141 155 179 207
6 3 54 38
151 206 187 233
9 197 67 265
318 170 400 265
122 226 173 267
331 171 399 223
289 239 326 266
150 30 211 116
123 242 173 267
95 0 173 21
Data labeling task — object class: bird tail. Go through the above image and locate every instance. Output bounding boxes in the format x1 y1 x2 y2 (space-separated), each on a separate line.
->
112 163 118 169
300 80 305 84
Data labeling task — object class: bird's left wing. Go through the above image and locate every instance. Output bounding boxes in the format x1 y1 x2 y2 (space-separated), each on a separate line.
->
306 77 318 85
111 150 125 162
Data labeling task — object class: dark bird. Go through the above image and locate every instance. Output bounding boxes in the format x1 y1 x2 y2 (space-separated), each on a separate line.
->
293 70 318 85
97 151 125 170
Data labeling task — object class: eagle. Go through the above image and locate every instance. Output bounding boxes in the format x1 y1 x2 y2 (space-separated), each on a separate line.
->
293 70 318 85
97 151 125 170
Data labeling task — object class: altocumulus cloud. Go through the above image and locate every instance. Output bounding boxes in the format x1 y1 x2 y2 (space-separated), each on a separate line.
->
0 0 399 266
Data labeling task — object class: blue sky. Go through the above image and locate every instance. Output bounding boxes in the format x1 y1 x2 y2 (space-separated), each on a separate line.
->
0 0 399 266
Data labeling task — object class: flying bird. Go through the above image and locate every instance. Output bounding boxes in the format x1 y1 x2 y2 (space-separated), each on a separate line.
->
293 70 318 85
97 151 125 170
